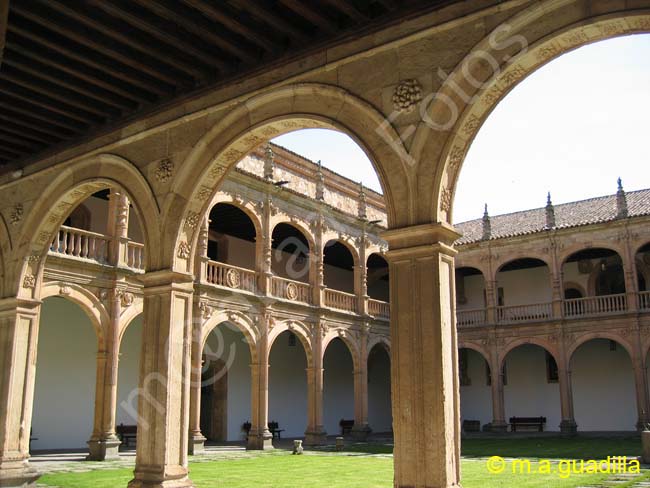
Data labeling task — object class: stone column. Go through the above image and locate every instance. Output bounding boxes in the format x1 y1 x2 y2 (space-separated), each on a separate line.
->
312 216 325 308
188 305 206 455
557 338 577 435
194 218 209 284
87 289 122 460
247 308 273 450
107 190 130 267
0 298 41 488
488 353 507 432
621 227 639 312
383 223 461 488
128 271 194 488
258 197 273 296
485 280 497 324
356 232 369 315
305 319 326 445
351 326 371 440
633 354 650 430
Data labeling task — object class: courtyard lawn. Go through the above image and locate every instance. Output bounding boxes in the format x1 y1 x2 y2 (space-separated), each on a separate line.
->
37 452 639 488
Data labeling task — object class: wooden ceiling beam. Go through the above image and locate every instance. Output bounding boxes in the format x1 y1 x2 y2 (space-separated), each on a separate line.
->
0 147 23 160
132 0 258 64
180 0 280 53
6 37 154 105
2 55 136 112
11 5 183 90
0 98 87 133
88 0 230 73
0 82 101 126
47 0 210 83
0 133 41 154
0 0 8 67
0 109 73 140
232 0 308 42
8 20 170 97
277 0 339 35
1 66 119 118
0 123 59 146
322 0 369 22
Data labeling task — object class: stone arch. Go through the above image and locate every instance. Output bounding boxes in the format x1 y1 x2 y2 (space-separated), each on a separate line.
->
268 320 313 366
40 281 108 348
560 243 626 267
322 234 360 268
165 83 412 275
118 301 145 346
567 332 635 363
408 4 650 223
458 342 490 364
562 281 586 298
270 219 315 253
209 193 263 242
499 337 559 371
14 154 161 299
201 310 259 364
367 335 391 363
495 255 551 274
322 328 360 371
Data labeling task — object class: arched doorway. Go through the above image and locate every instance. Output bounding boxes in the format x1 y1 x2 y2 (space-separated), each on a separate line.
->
116 314 143 449
271 223 311 283
458 347 491 431
323 240 355 294
367 342 391 435
323 338 355 436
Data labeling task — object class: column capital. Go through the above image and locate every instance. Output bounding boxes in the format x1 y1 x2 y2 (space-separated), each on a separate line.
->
137 269 195 292
382 222 460 259
0 297 41 315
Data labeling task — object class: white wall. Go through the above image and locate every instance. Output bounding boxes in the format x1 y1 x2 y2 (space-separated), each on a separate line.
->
368 346 392 433
459 349 492 428
116 315 142 427
497 266 552 306
572 339 636 431
503 345 561 431
269 331 308 438
457 274 485 311
323 339 355 435
32 297 97 451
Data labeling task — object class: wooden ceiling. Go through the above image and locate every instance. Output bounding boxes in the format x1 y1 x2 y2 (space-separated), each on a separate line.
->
0 0 453 173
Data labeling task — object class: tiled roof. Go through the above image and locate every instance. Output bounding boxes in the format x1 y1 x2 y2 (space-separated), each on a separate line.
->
455 188 650 245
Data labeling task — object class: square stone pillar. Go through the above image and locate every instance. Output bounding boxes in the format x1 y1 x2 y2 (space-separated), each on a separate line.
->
0 298 41 488
247 309 273 450
188 312 206 456
383 223 461 488
128 271 195 488
352 327 371 441
633 354 650 431
488 353 507 433
304 320 326 445
87 289 122 461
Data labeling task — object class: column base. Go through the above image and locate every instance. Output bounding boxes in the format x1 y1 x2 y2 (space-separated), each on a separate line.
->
188 433 207 455
560 420 578 436
0 461 40 488
637 420 650 432
86 437 122 461
350 424 372 441
128 470 194 488
641 431 650 463
484 422 508 433
247 430 273 450
304 430 327 446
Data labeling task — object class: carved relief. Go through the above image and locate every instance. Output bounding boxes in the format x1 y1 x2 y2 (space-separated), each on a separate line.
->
209 165 227 179
184 212 201 230
178 241 191 259
392 79 422 113
23 274 36 289
195 186 213 202
120 292 134 308
199 301 214 322
59 285 71 295
461 114 480 136
226 268 241 289
155 158 174 182
9 203 23 225
286 282 298 301
440 187 453 213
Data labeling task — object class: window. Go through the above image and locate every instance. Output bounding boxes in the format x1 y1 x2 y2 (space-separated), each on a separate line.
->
545 352 558 383
459 349 471 386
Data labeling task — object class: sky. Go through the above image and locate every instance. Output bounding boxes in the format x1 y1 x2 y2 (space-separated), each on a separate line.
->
273 34 650 224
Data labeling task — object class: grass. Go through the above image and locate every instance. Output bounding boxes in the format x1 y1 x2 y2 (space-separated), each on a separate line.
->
37 436 648 488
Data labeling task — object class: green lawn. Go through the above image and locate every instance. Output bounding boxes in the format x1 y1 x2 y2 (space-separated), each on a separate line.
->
37 436 647 488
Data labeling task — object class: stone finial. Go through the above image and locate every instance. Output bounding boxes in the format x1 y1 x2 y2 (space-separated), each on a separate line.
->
616 177 628 218
358 182 367 220
545 192 555 229
315 160 325 201
263 143 275 180
482 204 491 240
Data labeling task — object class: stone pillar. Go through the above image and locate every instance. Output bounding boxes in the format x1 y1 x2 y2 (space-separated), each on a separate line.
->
0 298 41 488
488 354 507 432
633 354 650 430
258 197 273 296
558 366 577 435
128 271 194 488
107 190 130 267
549 239 564 319
622 227 639 312
383 223 461 488
351 327 371 440
485 280 497 324
195 218 209 284
312 217 325 308
188 308 206 455
305 320 327 445
356 233 369 315
248 309 273 450
87 289 122 460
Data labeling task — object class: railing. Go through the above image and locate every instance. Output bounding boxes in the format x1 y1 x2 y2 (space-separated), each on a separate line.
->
50 225 110 264
324 288 357 313
271 276 312 304
640 291 650 311
457 308 486 327
497 302 552 324
126 241 145 270
368 298 390 319
564 293 627 317
206 260 257 293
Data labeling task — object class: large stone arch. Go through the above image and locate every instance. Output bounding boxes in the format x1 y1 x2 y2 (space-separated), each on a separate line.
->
40 281 108 348
567 332 635 363
495 255 552 275
200 310 259 364
322 233 361 268
559 243 627 267
367 335 391 363
499 337 560 371
458 341 490 365
165 83 413 275
118 302 145 346
408 3 650 223
13 154 161 299
270 218 316 253
267 320 313 366
208 192 264 243
322 328 361 371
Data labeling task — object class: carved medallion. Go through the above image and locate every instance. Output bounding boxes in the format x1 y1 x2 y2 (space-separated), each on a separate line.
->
392 79 422 113
286 282 298 300
226 268 241 289
155 158 174 182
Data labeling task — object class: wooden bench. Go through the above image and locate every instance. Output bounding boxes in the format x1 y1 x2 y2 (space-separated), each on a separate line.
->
509 416 546 432
462 420 481 433
339 419 354 436
268 421 284 440
116 423 137 447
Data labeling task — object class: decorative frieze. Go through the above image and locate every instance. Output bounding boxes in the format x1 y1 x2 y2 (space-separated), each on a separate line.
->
155 158 174 182
392 79 422 113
